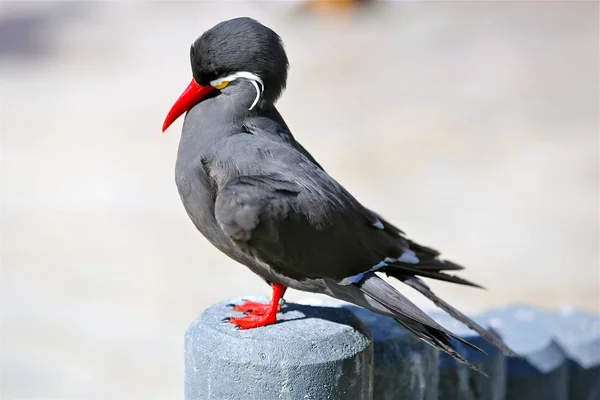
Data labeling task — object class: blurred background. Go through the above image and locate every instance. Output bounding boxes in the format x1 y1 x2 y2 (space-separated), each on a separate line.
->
1 1 598 398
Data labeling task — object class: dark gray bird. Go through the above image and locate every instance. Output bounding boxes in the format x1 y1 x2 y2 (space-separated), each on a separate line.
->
162 17 516 367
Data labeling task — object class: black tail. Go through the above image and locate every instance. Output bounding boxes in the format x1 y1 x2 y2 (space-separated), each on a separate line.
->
357 273 487 372
378 237 518 356
396 318 487 375
384 263 484 288
400 276 518 357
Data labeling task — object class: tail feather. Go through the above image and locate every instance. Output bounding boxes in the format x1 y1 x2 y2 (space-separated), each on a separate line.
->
403 239 466 272
400 276 518 357
382 238 516 356
401 261 464 271
394 238 465 272
385 264 484 288
356 273 487 371
397 318 487 375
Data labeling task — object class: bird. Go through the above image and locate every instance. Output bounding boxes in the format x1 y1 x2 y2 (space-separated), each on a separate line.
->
162 17 516 368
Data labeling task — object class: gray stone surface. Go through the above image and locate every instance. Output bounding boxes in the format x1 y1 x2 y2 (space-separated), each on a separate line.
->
185 297 373 400
430 312 506 400
485 306 569 400
346 306 439 400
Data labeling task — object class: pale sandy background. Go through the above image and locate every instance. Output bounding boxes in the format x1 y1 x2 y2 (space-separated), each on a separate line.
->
1 1 598 398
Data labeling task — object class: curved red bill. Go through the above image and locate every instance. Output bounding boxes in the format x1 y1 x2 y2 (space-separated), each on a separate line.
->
162 79 215 132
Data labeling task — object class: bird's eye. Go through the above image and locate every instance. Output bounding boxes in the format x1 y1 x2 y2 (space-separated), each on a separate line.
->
214 81 229 90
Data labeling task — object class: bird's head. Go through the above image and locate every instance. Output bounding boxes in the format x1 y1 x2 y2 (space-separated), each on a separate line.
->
162 17 289 132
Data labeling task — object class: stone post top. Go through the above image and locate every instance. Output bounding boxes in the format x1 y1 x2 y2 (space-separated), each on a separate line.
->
186 297 372 366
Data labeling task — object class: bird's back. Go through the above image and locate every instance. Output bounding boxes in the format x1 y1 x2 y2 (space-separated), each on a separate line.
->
193 109 405 282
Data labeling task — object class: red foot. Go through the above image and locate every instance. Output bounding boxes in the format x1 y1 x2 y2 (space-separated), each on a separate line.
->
234 300 281 316
230 312 278 329
228 283 287 330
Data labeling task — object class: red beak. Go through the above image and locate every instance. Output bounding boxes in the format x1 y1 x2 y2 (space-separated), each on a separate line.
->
162 79 215 132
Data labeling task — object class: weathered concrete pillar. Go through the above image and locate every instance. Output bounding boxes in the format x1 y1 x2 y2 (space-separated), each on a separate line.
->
487 304 600 400
485 305 569 400
185 297 373 400
430 312 507 400
347 305 439 400
547 308 600 400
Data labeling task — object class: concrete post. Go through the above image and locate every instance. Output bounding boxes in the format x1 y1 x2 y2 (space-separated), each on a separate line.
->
430 312 507 400
184 297 373 400
548 308 600 400
346 305 439 400
487 305 600 400
485 306 569 400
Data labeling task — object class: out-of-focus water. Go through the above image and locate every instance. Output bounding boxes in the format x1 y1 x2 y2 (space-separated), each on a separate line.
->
2 1 598 398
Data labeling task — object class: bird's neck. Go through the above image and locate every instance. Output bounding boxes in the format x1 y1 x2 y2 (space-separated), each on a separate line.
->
178 81 269 159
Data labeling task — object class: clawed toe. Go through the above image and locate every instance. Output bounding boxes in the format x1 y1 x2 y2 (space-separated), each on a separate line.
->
229 313 278 329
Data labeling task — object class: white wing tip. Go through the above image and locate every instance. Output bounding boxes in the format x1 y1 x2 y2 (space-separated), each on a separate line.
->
382 249 420 265
372 219 384 229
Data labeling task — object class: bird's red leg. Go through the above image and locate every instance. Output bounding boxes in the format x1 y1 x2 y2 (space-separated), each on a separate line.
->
229 283 287 329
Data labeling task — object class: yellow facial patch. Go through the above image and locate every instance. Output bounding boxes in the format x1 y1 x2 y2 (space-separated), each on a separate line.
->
214 81 229 90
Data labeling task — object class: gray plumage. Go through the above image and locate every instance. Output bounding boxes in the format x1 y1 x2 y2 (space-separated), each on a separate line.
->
170 17 517 368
